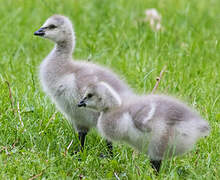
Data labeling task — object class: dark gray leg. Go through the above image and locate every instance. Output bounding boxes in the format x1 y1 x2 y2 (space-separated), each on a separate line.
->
150 159 162 173
78 131 88 151
100 140 113 158
106 140 113 157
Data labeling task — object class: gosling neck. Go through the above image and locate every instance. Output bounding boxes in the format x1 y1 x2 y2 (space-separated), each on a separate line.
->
102 103 121 113
53 34 75 59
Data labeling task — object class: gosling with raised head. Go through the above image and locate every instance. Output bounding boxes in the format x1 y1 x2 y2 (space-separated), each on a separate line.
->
34 15 133 153
78 82 210 172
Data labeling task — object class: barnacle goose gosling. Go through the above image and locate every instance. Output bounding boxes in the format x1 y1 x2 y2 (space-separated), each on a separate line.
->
78 82 210 172
34 15 133 153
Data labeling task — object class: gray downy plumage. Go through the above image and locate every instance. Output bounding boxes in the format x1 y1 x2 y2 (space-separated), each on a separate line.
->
78 81 210 171
34 15 133 149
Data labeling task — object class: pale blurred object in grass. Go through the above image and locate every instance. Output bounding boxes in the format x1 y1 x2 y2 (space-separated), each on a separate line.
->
145 8 163 31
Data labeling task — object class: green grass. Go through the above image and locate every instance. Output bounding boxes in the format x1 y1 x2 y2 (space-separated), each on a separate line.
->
0 0 219 179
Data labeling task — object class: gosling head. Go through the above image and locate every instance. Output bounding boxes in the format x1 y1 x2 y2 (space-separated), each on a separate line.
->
34 15 75 44
78 82 122 112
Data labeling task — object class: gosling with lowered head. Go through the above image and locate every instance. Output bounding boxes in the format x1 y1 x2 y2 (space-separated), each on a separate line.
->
78 82 210 172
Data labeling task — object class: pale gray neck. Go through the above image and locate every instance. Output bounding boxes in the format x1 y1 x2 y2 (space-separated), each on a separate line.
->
50 34 75 61
55 41 73 56
103 103 120 113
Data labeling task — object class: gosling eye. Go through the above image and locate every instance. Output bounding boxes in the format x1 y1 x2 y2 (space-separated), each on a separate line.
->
48 24 57 29
87 93 93 98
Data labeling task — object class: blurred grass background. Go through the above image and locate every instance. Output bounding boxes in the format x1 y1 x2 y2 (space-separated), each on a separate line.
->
0 0 219 179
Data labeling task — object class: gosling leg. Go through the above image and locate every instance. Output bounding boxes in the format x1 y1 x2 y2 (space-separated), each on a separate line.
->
106 140 113 157
78 131 88 151
100 140 113 158
150 159 162 173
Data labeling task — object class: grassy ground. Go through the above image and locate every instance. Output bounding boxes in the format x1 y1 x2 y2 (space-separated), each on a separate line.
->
0 0 219 179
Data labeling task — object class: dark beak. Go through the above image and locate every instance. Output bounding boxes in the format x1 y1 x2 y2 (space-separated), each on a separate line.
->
34 27 45 36
78 100 86 107
78 97 88 107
